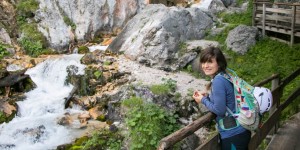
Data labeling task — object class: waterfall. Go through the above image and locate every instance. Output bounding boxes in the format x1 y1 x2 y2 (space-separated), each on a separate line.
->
0 54 86 150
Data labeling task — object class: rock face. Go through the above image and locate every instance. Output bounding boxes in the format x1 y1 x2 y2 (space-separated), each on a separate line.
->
108 4 213 71
35 0 147 51
226 25 261 55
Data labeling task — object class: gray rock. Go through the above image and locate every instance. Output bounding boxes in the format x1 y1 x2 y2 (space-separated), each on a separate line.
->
108 4 213 71
226 25 260 55
35 0 146 52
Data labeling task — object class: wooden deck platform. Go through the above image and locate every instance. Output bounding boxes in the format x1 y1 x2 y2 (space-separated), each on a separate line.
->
266 112 300 150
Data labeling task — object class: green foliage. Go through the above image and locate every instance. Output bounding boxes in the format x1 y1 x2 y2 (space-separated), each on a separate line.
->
68 130 122 150
150 78 177 95
93 71 102 79
96 114 106 122
162 78 177 91
178 41 188 57
122 96 144 108
0 43 10 59
17 0 39 12
103 61 112 66
16 0 39 16
220 0 253 26
0 111 6 123
18 23 47 57
122 97 180 150
227 37 300 84
16 0 48 57
174 92 182 100
63 16 76 30
150 84 170 95
19 37 44 57
186 65 193 73
16 0 39 26
81 129 123 150
78 46 89 54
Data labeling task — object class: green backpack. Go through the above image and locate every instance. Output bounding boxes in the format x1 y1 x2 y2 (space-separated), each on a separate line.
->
219 68 260 131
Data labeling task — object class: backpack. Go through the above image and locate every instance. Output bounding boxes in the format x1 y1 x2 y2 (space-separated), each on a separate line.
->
219 68 272 131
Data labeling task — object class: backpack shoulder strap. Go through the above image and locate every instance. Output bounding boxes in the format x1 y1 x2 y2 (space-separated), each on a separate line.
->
218 68 239 114
217 69 236 85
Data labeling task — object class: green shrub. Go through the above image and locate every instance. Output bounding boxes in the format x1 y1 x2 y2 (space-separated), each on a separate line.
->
19 37 44 57
122 96 144 108
0 111 6 123
93 70 102 79
220 0 253 26
0 43 10 59
122 97 180 149
78 46 89 54
150 78 177 95
16 0 48 57
63 16 76 30
16 0 39 17
81 129 123 150
150 84 170 95
178 41 188 57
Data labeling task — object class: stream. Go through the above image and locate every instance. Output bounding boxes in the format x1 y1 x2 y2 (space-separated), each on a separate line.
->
0 54 86 150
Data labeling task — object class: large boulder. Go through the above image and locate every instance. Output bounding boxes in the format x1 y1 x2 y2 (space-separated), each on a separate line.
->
35 0 147 52
226 25 261 55
107 4 213 71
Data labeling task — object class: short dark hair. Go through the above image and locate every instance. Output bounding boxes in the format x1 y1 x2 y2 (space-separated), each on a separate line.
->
200 47 227 73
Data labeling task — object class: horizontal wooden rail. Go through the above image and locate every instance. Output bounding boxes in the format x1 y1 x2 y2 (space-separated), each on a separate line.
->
281 67 300 87
256 25 300 36
254 74 279 86
157 112 215 150
280 87 300 110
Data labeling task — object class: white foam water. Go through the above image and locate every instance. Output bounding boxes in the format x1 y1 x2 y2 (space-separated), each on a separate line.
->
0 54 86 150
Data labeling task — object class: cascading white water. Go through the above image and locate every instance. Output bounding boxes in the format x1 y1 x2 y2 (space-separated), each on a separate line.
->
0 54 86 150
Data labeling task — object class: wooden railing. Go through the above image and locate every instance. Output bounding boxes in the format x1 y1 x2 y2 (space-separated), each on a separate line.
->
253 2 300 45
157 67 300 150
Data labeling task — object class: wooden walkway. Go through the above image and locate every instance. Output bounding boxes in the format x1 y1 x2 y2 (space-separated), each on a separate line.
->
266 112 300 150
253 2 300 45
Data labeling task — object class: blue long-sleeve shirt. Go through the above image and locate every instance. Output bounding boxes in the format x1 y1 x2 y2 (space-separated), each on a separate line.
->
201 75 247 139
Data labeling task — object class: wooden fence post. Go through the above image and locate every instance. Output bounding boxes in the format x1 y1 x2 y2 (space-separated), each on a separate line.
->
262 3 266 36
270 76 281 134
290 5 296 46
252 2 257 26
